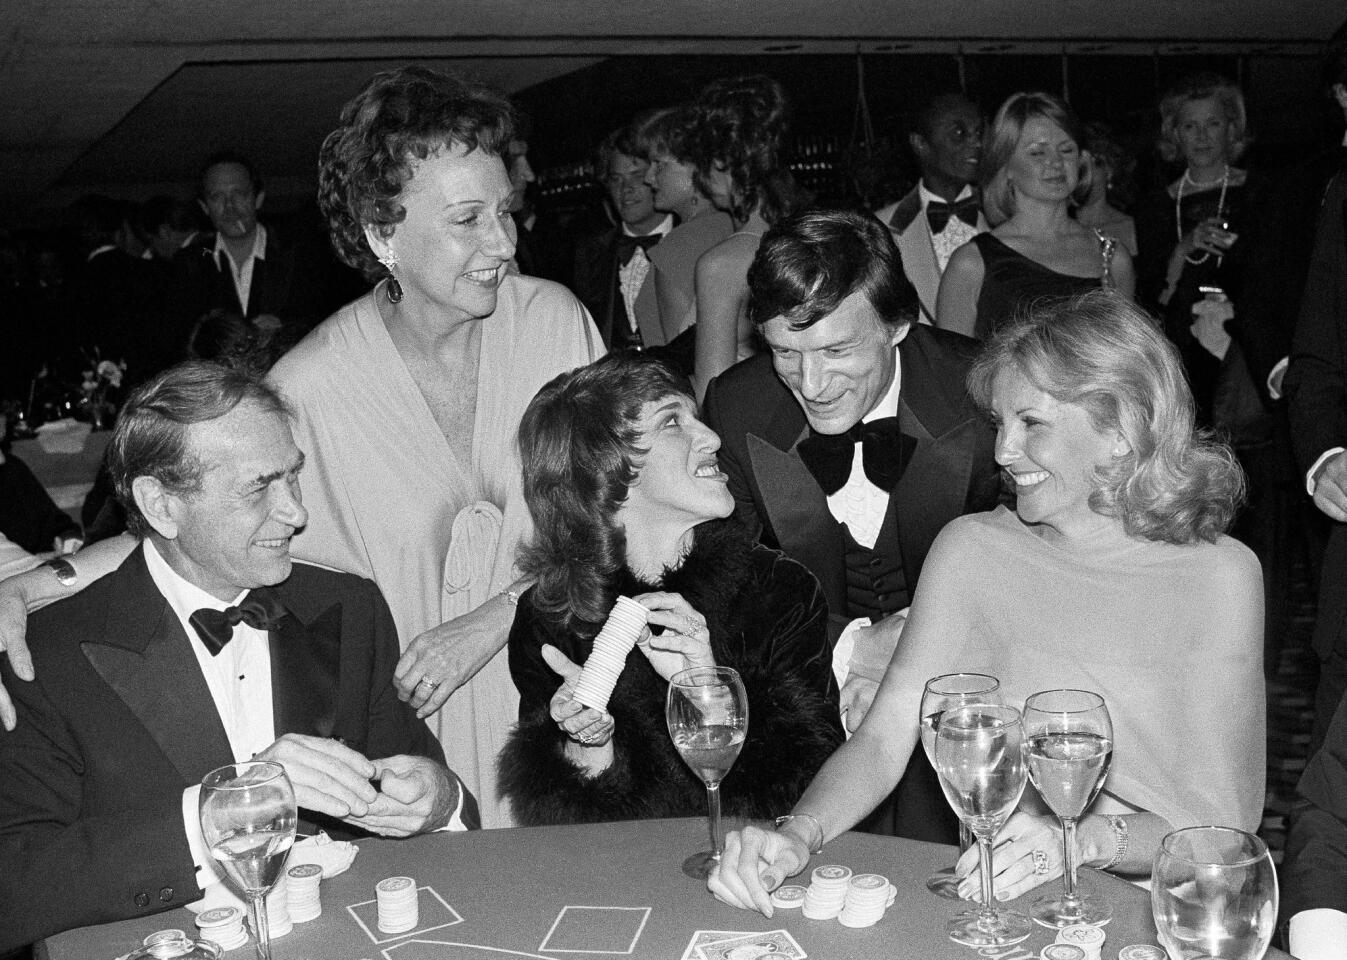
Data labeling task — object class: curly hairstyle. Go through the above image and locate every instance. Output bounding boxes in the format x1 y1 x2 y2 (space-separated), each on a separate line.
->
980 92 1093 226
686 74 804 225
317 65 516 282
967 291 1244 544
746 208 918 331
1157 72 1249 165
517 354 690 636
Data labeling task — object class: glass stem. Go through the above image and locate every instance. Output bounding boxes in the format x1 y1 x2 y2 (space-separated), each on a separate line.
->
958 822 974 855
977 833 997 924
1061 816 1080 907
706 782 723 858
247 890 272 960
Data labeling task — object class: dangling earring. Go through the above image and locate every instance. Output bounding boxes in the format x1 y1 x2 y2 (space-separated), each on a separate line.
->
378 254 402 303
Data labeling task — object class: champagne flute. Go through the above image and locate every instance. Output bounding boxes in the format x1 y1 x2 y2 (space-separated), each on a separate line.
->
1152 826 1278 960
200 761 298 960
1023 688 1114 928
935 702 1032 946
920 673 1002 899
667 665 748 879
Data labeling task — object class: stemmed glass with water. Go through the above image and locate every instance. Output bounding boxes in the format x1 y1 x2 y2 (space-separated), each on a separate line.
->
1023 688 1114 928
920 673 1003 899
199 760 298 960
667 665 748 879
934 702 1033 946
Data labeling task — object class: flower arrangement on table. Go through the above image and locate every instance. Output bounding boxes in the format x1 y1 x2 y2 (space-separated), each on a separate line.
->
79 352 127 430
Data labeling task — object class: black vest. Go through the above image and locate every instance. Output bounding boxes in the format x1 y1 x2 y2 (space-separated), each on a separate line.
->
841 520 908 621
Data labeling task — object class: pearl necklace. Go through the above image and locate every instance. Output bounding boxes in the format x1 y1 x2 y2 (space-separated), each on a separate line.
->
1175 164 1229 266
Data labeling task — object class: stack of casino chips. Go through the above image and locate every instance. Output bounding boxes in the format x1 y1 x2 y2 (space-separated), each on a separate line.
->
376 876 419 933
801 864 852 919
1055 923 1106 960
195 907 249 950
264 879 292 937
837 873 897 928
571 597 648 712
769 884 807 911
286 863 323 922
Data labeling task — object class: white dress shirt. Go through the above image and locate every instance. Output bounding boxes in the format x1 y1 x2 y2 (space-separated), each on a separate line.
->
212 223 268 314
920 182 980 273
618 214 674 335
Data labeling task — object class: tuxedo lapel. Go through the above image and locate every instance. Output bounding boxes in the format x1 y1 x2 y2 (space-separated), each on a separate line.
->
81 550 232 785
747 404 848 614
892 194 943 324
269 602 341 741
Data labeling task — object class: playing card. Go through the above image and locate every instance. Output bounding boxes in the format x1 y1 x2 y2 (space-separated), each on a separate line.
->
681 931 757 960
696 929 806 960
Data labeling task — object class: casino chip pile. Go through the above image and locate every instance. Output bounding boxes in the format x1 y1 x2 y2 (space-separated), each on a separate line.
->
1056 923 1106 960
1037 925 1165 960
287 863 323 922
376 876 420 933
773 865 897 928
194 907 249 950
572 596 648 712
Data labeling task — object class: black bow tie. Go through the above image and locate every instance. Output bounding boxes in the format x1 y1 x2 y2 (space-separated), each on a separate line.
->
926 195 981 234
189 587 288 656
617 232 661 266
796 417 914 496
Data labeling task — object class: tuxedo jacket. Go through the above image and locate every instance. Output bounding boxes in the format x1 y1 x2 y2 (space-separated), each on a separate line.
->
875 186 989 325
0 548 451 951
703 323 1002 638
190 226 327 333
571 227 661 349
1285 680 1347 920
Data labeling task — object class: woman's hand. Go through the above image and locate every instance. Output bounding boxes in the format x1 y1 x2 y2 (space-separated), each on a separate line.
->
633 591 715 682
1180 216 1238 259
394 598 512 719
954 810 1064 902
541 644 616 747
707 823 812 917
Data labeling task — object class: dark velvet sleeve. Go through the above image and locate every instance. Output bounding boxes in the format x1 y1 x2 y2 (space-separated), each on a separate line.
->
1285 687 1347 918
718 548 844 819
0 455 80 554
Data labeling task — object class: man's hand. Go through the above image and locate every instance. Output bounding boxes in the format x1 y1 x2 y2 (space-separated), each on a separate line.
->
345 754 458 837
1314 451 1347 522
0 578 36 732
395 600 511 719
254 734 378 819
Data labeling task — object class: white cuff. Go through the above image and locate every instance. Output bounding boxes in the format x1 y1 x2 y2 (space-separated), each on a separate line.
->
1307 448 1346 496
182 784 223 888
831 617 872 690
1267 356 1289 400
436 776 469 832
1290 908 1347 960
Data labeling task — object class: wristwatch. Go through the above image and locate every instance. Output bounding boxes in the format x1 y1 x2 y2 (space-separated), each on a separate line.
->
42 557 78 587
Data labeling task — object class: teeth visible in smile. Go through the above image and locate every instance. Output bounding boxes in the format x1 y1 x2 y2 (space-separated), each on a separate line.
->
256 538 289 548
463 268 498 282
1012 471 1050 486
694 463 720 478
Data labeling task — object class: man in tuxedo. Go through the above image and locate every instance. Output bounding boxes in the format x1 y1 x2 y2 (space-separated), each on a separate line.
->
0 362 471 951
873 93 987 324
571 125 674 351
703 209 1001 843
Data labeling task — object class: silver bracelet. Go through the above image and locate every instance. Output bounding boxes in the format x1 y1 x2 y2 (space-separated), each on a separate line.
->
1101 814 1130 871
774 813 825 855
501 588 522 606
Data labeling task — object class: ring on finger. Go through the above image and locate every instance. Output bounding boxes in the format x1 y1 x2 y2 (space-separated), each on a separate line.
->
418 676 440 690
1031 848 1050 875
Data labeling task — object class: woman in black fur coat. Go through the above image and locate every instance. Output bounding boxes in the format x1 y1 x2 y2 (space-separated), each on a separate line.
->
499 353 843 825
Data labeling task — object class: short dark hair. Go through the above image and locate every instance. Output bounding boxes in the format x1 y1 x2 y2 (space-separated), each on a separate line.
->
139 195 202 235
317 65 516 282
200 151 263 194
913 91 979 142
746 208 918 331
517 353 689 636
1322 29 1347 90
109 361 289 538
593 123 644 182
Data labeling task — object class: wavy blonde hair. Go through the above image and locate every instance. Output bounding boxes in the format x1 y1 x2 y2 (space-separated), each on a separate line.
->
967 291 1244 544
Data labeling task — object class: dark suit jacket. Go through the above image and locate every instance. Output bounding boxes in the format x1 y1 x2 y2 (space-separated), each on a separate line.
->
703 323 1002 639
190 226 327 335
1285 682 1347 920
0 548 453 951
571 227 660 350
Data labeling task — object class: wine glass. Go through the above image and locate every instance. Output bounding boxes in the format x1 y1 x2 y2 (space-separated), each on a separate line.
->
934 702 1032 946
920 673 1002 899
667 666 748 879
200 761 298 960
1152 826 1278 960
1023 688 1114 928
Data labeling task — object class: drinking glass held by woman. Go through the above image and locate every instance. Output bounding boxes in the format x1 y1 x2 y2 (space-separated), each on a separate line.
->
708 291 1264 915
498 353 842 824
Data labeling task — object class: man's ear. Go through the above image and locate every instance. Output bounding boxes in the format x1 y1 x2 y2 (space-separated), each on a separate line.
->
132 476 181 540
198 198 209 218
253 189 266 211
909 132 929 163
1333 83 1347 115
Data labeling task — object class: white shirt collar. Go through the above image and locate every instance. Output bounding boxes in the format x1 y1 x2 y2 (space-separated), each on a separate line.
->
917 181 974 210
143 538 247 623
211 222 268 268
862 347 903 424
86 244 117 263
623 213 675 239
